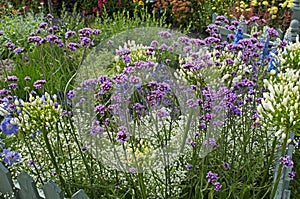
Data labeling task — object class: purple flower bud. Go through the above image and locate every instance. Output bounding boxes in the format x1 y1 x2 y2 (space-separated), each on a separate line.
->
186 164 193 171
14 47 24 54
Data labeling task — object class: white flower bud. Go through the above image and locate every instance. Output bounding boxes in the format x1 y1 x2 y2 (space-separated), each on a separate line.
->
282 133 286 140
293 86 298 93
282 98 288 107
222 74 230 80
257 104 263 114
275 129 283 137
270 70 276 75
268 84 275 94
290 111 294 123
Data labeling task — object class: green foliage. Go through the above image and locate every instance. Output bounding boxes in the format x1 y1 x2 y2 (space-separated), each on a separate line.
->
0 12 44 59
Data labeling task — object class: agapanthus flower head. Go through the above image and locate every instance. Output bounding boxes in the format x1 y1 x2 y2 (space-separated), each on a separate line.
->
0 30 3 35
1 116 18 135
1 149 22 166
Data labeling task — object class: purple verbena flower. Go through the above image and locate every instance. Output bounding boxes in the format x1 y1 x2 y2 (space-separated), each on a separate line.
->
6 76 18 81
67 90 76 100
33 80 47 89
267 27 280 38
116 48 131 56
5 42 15 50
24 76 31 81
28 160 35 167
288 171 296 180
39 22 48 28
8 83 17 90
46 34 58 43
280 155 294 168
213 181 222 192
186 164 193 171
65 31 76 39
14 47 24 54
116 126 130 144
159 43 168 50
223 162 230 170
100 81 113 92
67 42 80 51
80 36 93 46
158 31 172 38
206 171 218 182
178 36 190 44
94 104 106 114
78 28 93 37
93 29 101 35
156 108 169 118
90 120 105 136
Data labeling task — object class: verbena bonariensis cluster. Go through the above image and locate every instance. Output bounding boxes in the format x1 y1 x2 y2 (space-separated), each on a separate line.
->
0 15 299 198
0 13 101 100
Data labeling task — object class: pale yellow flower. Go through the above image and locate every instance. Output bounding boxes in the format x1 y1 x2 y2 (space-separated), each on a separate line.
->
262 1 269 6
251 0 258 6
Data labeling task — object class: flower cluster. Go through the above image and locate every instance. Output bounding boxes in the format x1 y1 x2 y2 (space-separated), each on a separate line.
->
27 21 100 50
15 93 63 133
206 171 222 192
257 69 300 138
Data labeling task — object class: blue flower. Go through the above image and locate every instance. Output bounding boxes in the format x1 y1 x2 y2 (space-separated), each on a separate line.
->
1 149 22 166
1 116 18 135
261 35 269 60
234 27 243 44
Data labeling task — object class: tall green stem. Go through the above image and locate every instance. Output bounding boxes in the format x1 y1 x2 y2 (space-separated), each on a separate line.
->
42 127 69 196
270 129 289 199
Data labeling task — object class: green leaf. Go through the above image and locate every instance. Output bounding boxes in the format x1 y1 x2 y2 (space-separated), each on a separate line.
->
208 190 214 199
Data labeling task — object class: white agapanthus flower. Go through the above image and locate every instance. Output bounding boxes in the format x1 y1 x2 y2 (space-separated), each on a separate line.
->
257 68 300 139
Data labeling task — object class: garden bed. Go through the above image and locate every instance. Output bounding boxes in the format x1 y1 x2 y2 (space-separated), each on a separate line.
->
0 1 299 199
